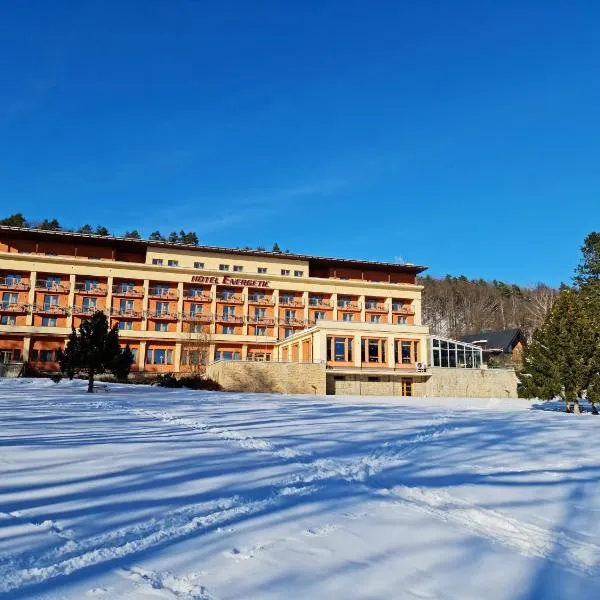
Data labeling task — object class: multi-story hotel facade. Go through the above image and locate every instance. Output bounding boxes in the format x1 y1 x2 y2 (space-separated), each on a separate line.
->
0 226 435 393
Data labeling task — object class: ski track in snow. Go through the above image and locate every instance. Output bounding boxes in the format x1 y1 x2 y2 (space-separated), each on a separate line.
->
3 391 600 595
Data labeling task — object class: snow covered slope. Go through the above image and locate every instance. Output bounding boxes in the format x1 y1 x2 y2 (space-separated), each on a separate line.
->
1 379 599 599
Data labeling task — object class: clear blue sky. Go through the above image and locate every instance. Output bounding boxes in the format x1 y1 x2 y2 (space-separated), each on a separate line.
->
1 1 599 286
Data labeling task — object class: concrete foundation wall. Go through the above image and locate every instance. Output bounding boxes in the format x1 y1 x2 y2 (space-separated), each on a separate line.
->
415 367 518 398
206 361 326 395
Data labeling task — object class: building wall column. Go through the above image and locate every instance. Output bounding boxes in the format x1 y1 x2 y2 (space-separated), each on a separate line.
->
387 336 395 369
66 274 76 329
359 294 366 323
22 336 31 361
354 335 362 368
331 293 338 321
242 286 249 335
210 284 217 335
139 340 147 371
413 297 422 326
302 291 309 324
142 279 150 331
26 271 37 326
176 282 184 333
106 276 114 319
174 342 182 372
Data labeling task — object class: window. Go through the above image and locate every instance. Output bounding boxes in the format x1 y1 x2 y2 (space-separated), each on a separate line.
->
188 286 204 298
2 292 18 307
250 292 265 301
168 260 179 267
118 282 135 293
222 306 235 319
194 262 205 269
233 265 243 272
43 295 59 310
146 348 173 365
42 317 57 327
189 323 204 333
189 304 203 316
82 297 97 311
370 315 381 323
182 350 206 365
215 351 240 361
156 301 170 315
281 269 290 276
342 313 353 322
152 258 164 265
119 321 133 331
284 309 296 322
366 300 378 309
219 264 230 271
83 279 99 291
1 315 16 325
361 339 386 363
222 325 235 334
255 326 267 336
152 284 170 296
5 273 22 285
254 307 266 318
314 311 325 321
284 328 293 338
258 267 267 274
120 299 134 313
394 340 418 365
338 296 351 308
294 270 303 277
38 349 57 362
130 348 138 362
327 337 354 362
309 296 324 306
396 316 407 325
45 276 61 288
219 288 236 300
155 322 168 332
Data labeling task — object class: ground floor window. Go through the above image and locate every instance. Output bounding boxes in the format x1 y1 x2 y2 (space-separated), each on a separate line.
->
146 348 173 365
402 378 413 396
215 350 240 361
182 350 207 365
395 340 419 365
30 349 57 362
361 338 386 363
0 349 21 363
327 336 353 362
1 315 16 325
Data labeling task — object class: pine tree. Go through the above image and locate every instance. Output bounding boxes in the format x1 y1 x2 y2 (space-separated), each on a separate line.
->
95 225 110 236
168 231 179 243
39 218 61 231
0 213 27 227
58 311 134 392
272 242 281 253
149 231 165 241
575 232 600 287
124 230 141 239
78 224 94 234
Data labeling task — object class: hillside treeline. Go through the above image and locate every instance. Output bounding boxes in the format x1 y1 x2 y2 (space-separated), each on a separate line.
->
420 275 558 341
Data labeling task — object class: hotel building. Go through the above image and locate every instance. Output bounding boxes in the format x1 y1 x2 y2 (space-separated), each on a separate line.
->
0 226 497 395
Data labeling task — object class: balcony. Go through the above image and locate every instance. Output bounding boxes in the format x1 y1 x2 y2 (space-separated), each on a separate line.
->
110 308 144 319
248 316 276 326
214 314 244 324
337 301 361 311
33 304 68 315
281 317 307 327
181 312 213 323
248 295 275 305
308 298 331 308
0 279 30 291
0 302 29 314
112 285 144 298
183 292 212 302
392 304 415 315
216 293 244 304
146 310 179 321
365 302 387 313
71 306 102 316
279 297 305 307
35 281 69 293
74 282 107 295
148 288 179 299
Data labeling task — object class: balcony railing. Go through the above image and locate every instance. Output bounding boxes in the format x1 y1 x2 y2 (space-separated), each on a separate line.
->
146 310 179 320
109 308 144 319
392 305 415 315
214 314 244 324
247 295 275 305
365 303 387 312
33 304 68 315
74 282 107 295
308 298 331 308
337 302 361 311
112 285 144 297
279 298 304 307
148 288 179 299
35 281 69 293
71 306 101 316
183 292 212 301
0 302 28 314
216 293 244 304
0 279 29 291
281 317 306 327
181 312 212 323
248 316 276 326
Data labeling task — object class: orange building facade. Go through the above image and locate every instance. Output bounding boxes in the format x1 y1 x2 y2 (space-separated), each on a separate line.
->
0 227 430 387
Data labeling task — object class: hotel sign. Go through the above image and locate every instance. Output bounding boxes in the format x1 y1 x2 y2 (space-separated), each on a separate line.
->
191 275 270 288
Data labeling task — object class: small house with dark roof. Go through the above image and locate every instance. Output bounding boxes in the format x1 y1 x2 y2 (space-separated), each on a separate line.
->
459 329 526 365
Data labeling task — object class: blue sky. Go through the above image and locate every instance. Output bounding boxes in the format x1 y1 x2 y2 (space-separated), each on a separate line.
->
1 1 599 286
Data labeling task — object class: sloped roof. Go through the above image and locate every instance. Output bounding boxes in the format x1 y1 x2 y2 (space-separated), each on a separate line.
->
459 329 523 353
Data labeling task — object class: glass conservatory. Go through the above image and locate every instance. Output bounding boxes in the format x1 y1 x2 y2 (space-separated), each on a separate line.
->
430 336 482 369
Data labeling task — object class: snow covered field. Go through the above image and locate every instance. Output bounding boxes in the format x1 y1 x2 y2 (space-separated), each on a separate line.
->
1 380 600 600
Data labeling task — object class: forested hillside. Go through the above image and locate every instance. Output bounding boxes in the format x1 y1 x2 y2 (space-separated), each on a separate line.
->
420 275 558 341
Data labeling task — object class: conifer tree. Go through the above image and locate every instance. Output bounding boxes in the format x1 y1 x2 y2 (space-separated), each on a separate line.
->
149 231 165 241
39 218 61 231
124 230 141 239
167 231 179 243
272 242 281 253
95 225 110 236
59 311 134 393
0 213 27 227
78 224 94 234
575 232 600 287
